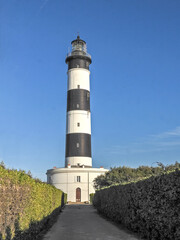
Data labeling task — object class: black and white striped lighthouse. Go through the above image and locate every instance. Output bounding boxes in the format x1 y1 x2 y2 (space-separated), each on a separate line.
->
65 36 92 168
46 36 108 202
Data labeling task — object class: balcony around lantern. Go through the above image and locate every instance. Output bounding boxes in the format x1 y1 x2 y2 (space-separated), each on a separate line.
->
66 51 91 59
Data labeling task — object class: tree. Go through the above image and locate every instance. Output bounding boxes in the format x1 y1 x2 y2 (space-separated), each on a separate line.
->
0 161 5 169
93 162 180 189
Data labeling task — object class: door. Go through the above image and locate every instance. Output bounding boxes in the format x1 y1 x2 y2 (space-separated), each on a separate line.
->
76 188 81 202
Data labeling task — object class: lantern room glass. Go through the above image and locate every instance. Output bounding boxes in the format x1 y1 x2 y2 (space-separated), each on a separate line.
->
72 42 87 53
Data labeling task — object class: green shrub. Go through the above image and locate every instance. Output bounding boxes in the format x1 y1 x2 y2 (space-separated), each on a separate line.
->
93 170 180 239
0 166 66 239
89 193 94 204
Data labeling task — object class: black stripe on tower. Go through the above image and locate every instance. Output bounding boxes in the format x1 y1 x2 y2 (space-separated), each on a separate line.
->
66 133 91 157
66 56 91 70
67 89 90 111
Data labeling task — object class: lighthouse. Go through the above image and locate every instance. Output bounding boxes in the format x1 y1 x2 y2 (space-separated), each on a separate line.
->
46 36 108 203
65 35 92 168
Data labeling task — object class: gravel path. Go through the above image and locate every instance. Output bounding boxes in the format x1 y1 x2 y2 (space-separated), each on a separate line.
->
43 204 141 240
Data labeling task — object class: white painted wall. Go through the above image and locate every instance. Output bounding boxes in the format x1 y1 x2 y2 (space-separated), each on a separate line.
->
47 168 108 202
68 68 90 91
66 111 91 134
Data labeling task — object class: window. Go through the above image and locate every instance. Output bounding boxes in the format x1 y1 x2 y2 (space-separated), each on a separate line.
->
77 122 80 127
77 85 80 89
77 64 79 68
77 176 81 182
77 143 79 148
77 104 79 108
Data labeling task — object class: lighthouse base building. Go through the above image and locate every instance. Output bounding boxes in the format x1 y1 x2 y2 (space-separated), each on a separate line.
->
46 167 108 202
46 36 108 202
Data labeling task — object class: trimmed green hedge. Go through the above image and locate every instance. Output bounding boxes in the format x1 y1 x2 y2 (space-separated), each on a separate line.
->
0 166 67 239
89 193 94 204
93 170 180 239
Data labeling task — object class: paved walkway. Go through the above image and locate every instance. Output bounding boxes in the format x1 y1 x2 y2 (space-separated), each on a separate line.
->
43 205 141 240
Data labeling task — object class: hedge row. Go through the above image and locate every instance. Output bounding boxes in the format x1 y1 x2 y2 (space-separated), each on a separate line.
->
93 170 180 239
0 166 67 239
89 193 94 204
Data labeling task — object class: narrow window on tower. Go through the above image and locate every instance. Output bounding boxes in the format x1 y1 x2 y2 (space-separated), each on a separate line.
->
77 104 79 108
77 85 80 89
87 92 90 100
77 122 80 127
77 143 79 148
77 176 81 182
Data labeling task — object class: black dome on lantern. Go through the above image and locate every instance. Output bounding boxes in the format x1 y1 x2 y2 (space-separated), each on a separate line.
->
71 35 86 45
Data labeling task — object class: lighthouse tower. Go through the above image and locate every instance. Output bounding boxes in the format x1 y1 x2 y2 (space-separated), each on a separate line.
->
46 36 108 203
65 35 92 168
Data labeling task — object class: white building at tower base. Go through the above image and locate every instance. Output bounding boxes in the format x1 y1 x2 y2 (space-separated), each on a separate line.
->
46 166 108 202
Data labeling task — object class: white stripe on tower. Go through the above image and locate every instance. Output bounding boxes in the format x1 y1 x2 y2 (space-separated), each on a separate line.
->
66 111 91 134
68 68 90 91
65 35 92 168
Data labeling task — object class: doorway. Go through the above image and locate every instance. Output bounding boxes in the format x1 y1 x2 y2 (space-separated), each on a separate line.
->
76 188 81 202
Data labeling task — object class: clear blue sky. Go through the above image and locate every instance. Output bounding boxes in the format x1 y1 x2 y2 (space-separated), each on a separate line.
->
1 0 180 181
